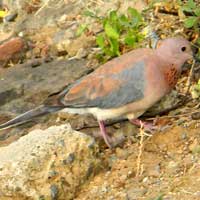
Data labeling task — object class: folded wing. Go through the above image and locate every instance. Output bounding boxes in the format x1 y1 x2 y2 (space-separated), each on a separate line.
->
61 60 147 109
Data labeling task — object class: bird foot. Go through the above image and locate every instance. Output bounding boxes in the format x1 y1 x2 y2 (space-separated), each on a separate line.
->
129 119 158 134
98 120 126 148
98 120 113 148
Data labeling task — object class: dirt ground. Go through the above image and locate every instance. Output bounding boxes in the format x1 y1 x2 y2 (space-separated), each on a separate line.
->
76 124 200 200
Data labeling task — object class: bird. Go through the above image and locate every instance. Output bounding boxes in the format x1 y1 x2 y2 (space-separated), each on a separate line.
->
0 37 193 148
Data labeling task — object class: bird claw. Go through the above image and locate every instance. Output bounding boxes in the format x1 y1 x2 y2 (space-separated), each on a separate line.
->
142 123 159 134
130 119 172 135
129 119 159 134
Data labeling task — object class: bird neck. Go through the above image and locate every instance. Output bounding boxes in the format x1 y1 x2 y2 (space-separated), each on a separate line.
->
162 64 180 89
154 50 182 89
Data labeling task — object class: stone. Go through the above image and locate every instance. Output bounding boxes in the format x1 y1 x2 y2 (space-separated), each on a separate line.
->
0 37 24 67
0 59 88 114
0 124 100 200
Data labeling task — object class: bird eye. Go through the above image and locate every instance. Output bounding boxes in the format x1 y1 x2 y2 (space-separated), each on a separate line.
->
181 46 186 52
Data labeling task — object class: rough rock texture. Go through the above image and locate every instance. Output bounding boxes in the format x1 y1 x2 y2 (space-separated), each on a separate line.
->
0 59 88 115
0 124 100 200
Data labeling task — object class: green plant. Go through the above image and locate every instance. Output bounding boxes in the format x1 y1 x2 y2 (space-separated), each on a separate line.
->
179 0 200 59
179 0 200 29
76 24 88 37
94 8 145 62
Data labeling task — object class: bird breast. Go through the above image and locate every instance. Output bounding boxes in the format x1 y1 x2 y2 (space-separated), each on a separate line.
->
163 64 180 88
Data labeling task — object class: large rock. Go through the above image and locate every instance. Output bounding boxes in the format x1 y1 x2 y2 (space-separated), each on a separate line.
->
0 124 100 200
0 59 88 114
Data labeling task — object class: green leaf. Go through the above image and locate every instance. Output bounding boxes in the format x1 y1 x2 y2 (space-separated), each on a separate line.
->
128 7 142 27
128 7 141 18
187 0 196 9
194 8 200 16
104 22 119 39
94 6 145 62
184 16 198 28
119 14 130 27
124 35 136 46
109 10 118 23
96 35 105 49
109 38 120 56
181 5 193 12
76 24 87 37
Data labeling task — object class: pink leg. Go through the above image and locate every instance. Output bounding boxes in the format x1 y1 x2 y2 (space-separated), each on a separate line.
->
129 119 156 132
98 120 112 148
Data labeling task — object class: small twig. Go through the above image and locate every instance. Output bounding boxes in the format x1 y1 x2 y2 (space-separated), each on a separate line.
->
34 0 64 16
34 0 50 16
185 59 196 95
136 121 145 177
147 108 200 120
157 8 178 16
88 0 104 5
180 189 195 195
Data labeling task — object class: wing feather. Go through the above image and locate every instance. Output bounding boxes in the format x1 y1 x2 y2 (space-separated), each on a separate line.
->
62 60 147 109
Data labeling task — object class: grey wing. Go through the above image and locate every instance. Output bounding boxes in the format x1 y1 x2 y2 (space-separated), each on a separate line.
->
61 60 146 109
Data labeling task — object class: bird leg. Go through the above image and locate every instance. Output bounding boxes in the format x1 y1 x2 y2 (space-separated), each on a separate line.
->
129 119 157 133
98 120 113 148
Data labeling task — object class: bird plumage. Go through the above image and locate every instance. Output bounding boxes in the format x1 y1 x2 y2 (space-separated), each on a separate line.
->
0 37 193 147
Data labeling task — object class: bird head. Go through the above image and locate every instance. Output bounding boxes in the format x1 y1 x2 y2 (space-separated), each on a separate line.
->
156 37 193 68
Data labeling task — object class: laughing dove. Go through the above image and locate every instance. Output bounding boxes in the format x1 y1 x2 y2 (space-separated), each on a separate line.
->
0 37 193 147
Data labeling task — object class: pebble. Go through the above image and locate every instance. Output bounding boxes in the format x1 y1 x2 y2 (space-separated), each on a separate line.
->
167 161 179 174
0 37 24 66
4 12 18 22
48 170 58 179
180 132 187 140
126 187 148 199
191 112 200 120
50 184 59 200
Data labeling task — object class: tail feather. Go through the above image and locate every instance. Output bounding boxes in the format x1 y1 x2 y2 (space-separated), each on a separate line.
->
0 106 62 130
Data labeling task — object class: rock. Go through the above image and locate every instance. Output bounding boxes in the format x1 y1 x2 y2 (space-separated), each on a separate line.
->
0 37 24 67
0 59 88 115
4 12 18 22
126 187 148 199
0 124 100 200
63 34 95 57
167 161 179 174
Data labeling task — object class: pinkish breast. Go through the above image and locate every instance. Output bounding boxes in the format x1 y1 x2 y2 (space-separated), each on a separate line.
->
163 64 180 89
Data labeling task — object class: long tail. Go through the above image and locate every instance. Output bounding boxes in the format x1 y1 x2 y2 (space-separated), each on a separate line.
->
0 105 62 130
